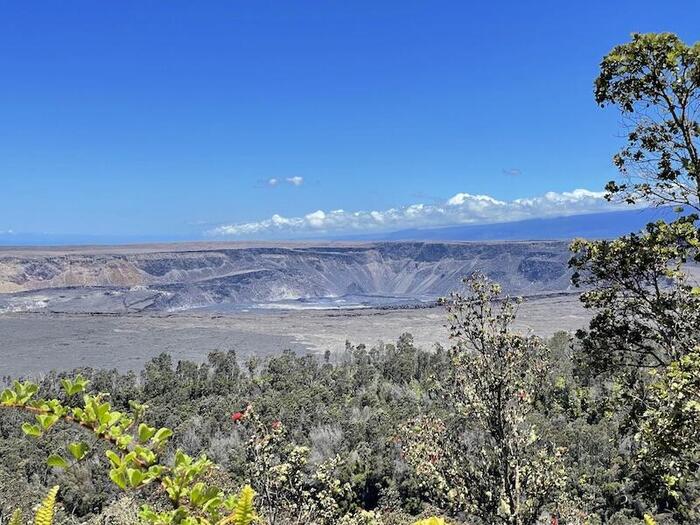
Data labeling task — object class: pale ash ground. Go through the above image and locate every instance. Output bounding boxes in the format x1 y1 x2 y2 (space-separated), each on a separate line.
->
0 294 589 378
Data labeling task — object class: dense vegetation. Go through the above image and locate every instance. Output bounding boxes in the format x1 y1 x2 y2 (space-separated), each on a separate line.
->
1 32 699 524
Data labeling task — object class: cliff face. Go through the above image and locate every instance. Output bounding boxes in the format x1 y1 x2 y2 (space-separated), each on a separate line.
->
0 242 574 311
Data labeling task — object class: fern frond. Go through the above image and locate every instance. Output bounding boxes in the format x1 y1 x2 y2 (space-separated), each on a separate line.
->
34 485 59 525
219 485 258 525
8 509 22 525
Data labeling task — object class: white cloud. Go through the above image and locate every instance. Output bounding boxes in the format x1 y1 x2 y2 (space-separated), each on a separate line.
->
447 193 506 206
263 176 303 188
305 210 326 227
209 188 623 238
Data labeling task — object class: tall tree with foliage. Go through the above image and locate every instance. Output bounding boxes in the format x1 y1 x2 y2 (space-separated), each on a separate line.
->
570 32 700 522
573 32 700 379
573 32 700 377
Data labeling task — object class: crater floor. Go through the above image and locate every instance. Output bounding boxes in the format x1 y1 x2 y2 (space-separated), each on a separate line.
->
0 293 589 378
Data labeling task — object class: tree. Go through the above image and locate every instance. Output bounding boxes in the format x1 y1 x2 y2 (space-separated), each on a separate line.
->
573 32 700 379
401 273 564 525
595 33 699 211
236 405 352 525
568 32 700 522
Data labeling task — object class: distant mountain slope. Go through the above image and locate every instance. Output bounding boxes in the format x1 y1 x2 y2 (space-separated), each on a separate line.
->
1 208 679 246
344 207 680 241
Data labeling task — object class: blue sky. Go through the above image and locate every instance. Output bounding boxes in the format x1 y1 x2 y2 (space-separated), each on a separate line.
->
1 1 698 242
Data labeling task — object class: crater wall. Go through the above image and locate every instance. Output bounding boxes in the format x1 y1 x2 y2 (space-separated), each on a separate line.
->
0 241 575 311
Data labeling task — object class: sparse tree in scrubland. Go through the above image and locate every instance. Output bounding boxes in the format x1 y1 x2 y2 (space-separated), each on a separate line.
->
234 404 358 525
401 273 565 525
570 32 700 522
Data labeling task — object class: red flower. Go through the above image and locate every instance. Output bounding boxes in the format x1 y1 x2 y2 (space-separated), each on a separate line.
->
231 411 244 423
271 420 282 430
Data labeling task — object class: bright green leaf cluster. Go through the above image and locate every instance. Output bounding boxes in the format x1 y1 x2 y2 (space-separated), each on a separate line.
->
2 377 261 525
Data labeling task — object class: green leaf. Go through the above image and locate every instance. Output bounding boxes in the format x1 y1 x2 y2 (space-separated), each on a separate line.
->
68 442 89 461
109 469 128 490
135 447 156 465
60 379 73 396
0 389 16 405
107 411 122 427
21 422 42 437
138 423 156 443
127 468 144 487
71 375 89 394
36 414 59 430
138 507 159 521
190 482 205 504
117 435 133 449
96 401 111 425
105 450 122 467
47 454 69 469
153 427 173 443
202 495 223 513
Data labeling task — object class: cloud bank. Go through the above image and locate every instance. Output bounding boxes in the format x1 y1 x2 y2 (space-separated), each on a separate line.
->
209 188 622 238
